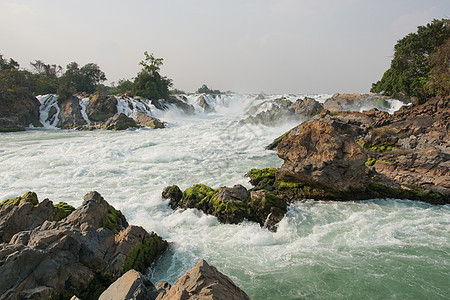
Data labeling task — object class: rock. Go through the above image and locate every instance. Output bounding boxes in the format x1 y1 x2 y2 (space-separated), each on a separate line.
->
277 119 368 190
323 93 391 112
162 185 183 209
0 118 25 132
241 97 322 126
133 111 165 128
163 96 196 115
198 95 215 113
0 90 41 128
57 96 87 128
156 260 250 300
86 94 118 122
99 269 158 300
104 113 138 130
216 184 249 202
0 191 167 299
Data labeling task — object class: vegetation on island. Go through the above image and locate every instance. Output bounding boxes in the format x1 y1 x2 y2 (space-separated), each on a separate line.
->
0 51 174 101
196 84 223 95
371 18 449 102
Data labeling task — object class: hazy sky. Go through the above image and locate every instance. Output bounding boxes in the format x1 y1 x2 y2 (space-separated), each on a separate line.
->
1 0 449 94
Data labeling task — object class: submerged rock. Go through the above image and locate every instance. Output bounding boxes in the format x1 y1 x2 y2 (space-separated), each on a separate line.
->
0 191 167 299
156 260 251 300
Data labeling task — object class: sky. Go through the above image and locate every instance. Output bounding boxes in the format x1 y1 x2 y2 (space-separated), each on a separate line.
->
0 0 449 94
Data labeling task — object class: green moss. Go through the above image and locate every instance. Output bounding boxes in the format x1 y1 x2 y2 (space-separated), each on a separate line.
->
0 191 38 209
102 206 124 234
357 140 397 153
247 168 276 180
365 158 377 166
364 182 447 204
54 202 75 221
275 180 302 189
123 234 167 273
183 184 218 204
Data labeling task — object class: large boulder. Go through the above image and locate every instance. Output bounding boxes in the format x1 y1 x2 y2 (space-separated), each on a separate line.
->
323 93 391 112
276 119 368 190
85 94 118 122
198 95 215 113
104 113 138 130
133 111 165 128
0 191 167 299
57 96 87 128
156 260 250 300
99 269 158 300
0 91 41 131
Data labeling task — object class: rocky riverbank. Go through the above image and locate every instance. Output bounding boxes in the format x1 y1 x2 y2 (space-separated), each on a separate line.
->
164 96 449 231
0 191 248 299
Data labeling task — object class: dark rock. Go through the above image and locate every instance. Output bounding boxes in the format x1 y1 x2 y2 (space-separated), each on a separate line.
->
57 96 87 128
0 91 41 128
0 118 25 132
0 191 167 299
156 260 250 300
198 95 215 113
104 113 137 130
86 94 118 122
133 111 165 128
162 185 183 209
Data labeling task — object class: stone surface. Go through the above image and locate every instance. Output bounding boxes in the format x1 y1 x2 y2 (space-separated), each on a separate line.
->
104 113 138 130
0 191 167 299
85 94 118 122
57 96 87 128
156 260 250 300
323 93 391 112
99 269 157 300
0 91 41 129
133 111 165 128
276 119 368 190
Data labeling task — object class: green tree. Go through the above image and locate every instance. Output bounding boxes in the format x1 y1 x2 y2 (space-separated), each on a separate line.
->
0 54 19 70
197 84 222 94
30 60 62 94
132 51 172 99
60 62 106 94
371 19 450 101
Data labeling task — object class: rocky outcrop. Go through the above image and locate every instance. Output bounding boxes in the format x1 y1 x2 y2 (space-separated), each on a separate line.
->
133 111 165 128
241 97 323 125
155 96 195 115
323 93 392 112
99 269 158 300
156 260 250 300
198 95 215 113
0 91 41 131
276 119 368 190
57 96 87 128
163 183 287 231
85 94 118 122
104 113 138 130
0 191 167 299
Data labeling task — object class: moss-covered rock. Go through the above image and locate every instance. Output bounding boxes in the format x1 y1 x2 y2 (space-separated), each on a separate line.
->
0 191 38 209
246 168 276 190
123 233 168 274
102 206 127 234
53 202 76 221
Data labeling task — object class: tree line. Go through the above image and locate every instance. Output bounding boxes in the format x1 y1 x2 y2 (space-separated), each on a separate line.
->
0 51 173 101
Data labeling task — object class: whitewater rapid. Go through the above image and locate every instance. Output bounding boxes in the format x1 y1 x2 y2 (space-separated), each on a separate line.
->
1 94 449 299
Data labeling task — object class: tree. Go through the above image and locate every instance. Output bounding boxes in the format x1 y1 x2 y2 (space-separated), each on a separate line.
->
196 84 222 94
60 62 107 94
132 51 172 99
30 60 62 94
371 19 450 101
0 54 19 70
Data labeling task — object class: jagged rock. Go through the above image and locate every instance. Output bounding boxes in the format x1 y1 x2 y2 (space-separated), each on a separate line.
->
277 119 368 191
104 113 138 130
161 185 183 209
133 111 165 128
0 91 41 129
86 94 118 122
241 97 322 126
162 96 195 115
57 96 87 128
198 95 215 113
323 93 392 112
99 269 158 300
0 191 167 299
156 260 250 300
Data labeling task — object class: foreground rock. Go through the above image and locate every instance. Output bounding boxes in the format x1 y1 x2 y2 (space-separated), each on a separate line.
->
99 269 158 300
156 260 250 300
0 191 167 299
57 96 87 128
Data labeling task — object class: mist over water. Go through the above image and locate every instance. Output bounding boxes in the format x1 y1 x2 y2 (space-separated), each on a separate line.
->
1 94 448 299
